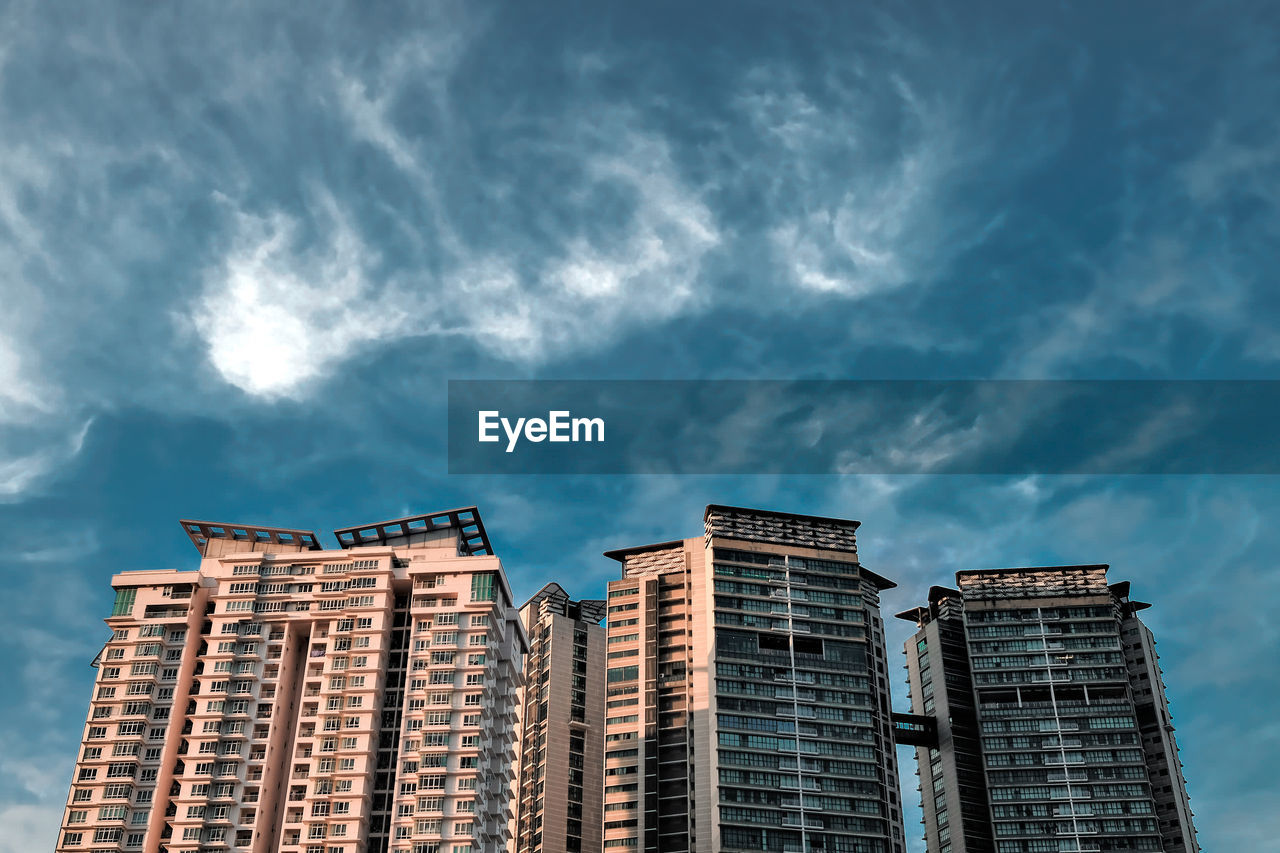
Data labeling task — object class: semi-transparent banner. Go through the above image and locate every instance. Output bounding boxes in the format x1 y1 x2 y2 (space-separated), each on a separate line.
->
447 380 1280 474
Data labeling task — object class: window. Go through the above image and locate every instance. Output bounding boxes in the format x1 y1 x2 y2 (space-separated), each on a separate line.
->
608 666 638 683
470 573 496 602
110 589 136 617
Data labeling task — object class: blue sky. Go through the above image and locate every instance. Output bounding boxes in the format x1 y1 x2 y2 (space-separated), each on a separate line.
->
1 1 1278 849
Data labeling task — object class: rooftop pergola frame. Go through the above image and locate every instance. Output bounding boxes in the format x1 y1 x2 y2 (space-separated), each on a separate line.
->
179 506 495 557
332 506 493 556
179 520 322 555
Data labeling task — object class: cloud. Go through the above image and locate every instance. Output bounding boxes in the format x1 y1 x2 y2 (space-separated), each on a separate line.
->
190 117 720 398
739 70 945 297
190 22 726 401
191 194 413 399
0 334 52 424
0 803 61 853
1180 124 1280 206
471 131 720 361
0 142 59 426
0 564 104 851
0 418 92 501
736 50 1040 302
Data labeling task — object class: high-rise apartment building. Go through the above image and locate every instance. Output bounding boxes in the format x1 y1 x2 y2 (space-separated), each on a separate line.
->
56 508 526 853
897 565 1198 853
513 584 606 853
602 505 908 853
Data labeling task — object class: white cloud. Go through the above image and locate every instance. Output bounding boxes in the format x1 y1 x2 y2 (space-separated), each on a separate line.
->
194 31 726 401
0 568 103 851
1180 124 1280 206
765 151 933 298
0 803 61 853
0 333 52 423
183 17 726 402
191 116 721 399
0 418 92 500
478 132 720 361
191 197 413 399
0 142 58 425
738 66 999 300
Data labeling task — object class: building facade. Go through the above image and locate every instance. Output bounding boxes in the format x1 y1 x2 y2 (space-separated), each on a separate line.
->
513 584 606 853
897 566 1198 853
56 509 526 853
602 505 908 853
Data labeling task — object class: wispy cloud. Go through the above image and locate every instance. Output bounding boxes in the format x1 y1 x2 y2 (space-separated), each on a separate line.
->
752 74 953 298
735 29 1060 303
0 419 93 500
475 129 720 361
190 19 724 399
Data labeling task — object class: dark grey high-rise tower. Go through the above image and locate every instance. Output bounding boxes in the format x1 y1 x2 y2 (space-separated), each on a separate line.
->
513 583 606 853
896 565 1197 853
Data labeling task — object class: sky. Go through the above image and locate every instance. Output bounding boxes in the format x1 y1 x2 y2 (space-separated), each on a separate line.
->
1 0 1278 849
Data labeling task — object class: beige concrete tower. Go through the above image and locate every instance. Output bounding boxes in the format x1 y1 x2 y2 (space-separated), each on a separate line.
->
513 584 606 853
602 505 908 853
55 508 526 853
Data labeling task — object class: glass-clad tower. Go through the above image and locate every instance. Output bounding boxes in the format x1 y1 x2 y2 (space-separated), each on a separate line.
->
603 504 908 853
897 565 1198 853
